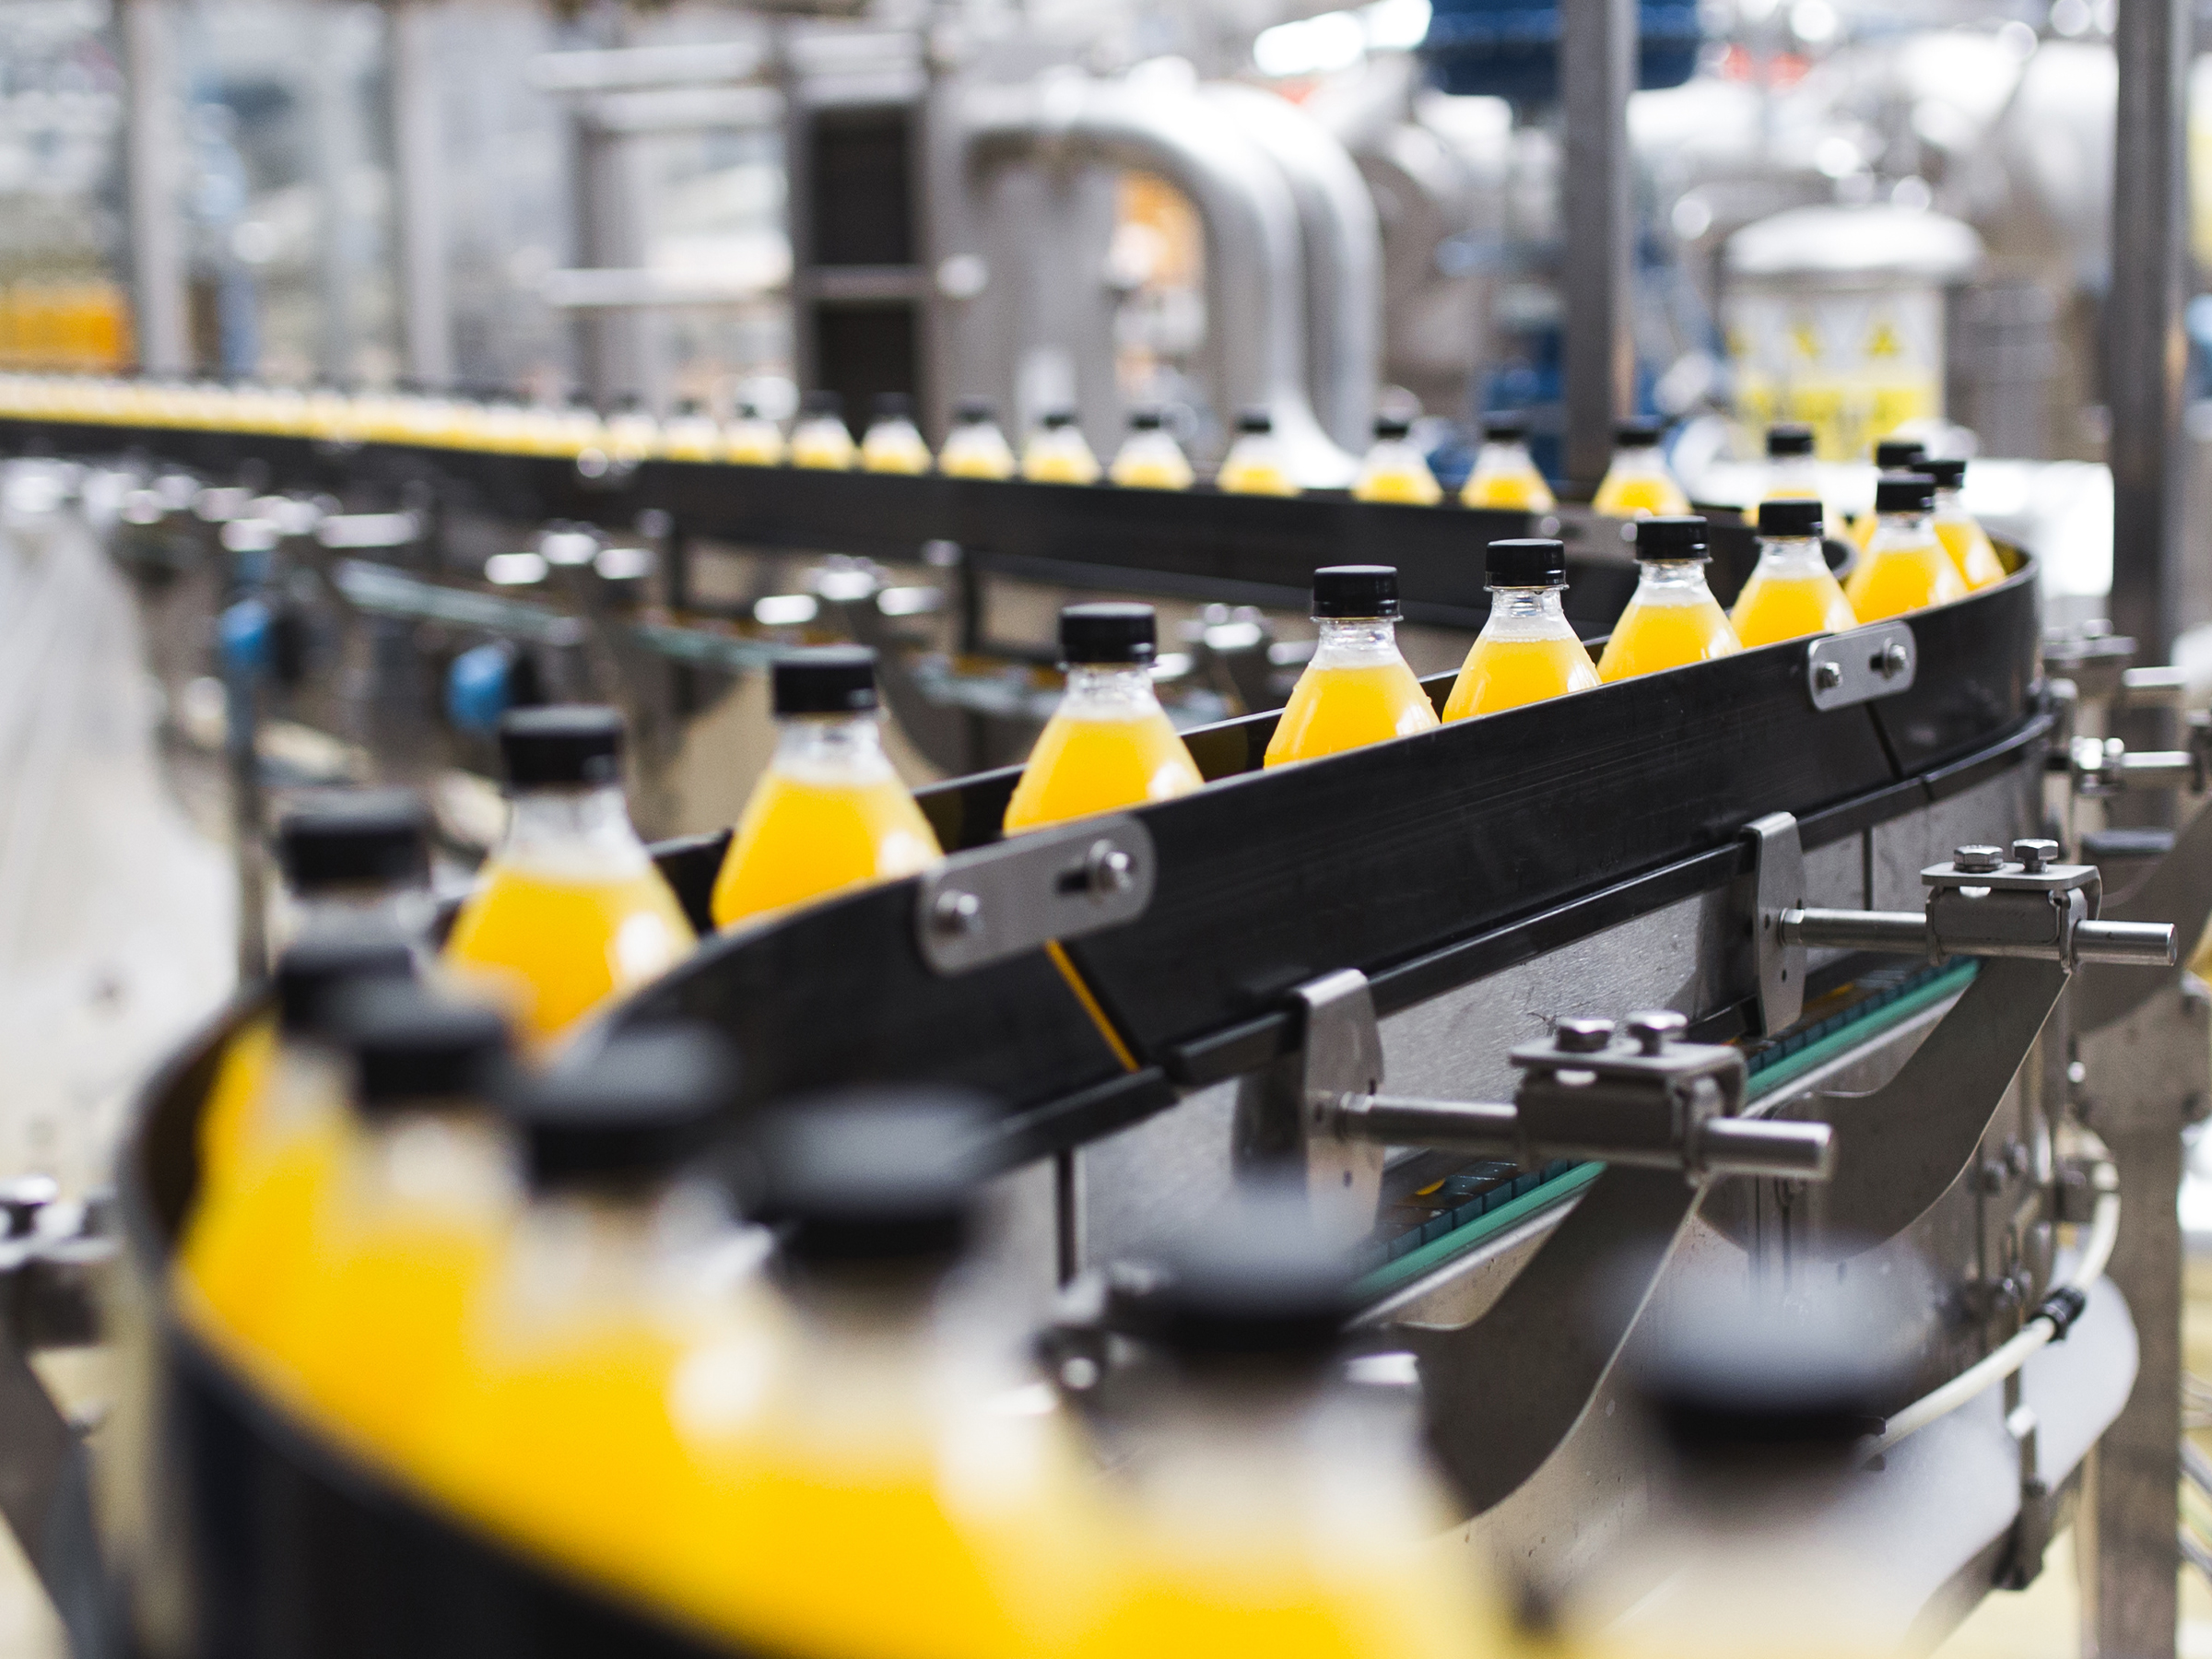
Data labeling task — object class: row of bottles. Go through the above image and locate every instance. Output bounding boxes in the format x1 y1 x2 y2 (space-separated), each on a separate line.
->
0 282 133 372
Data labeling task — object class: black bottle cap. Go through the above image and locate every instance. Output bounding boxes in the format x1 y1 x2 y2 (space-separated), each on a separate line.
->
1312 564 1399 619
506 1027 735 1190
1128 406 1164 431
274 934 416 1036
1483 413 1529 443
1040 408 1077 430
1060 602 1157 665
871 392 913 422
758 1087 994 1268
1235 406 1274 435
1875 471 1936 513
735 400 762 419
800 390 843 419
498 705 624 790
1758 498 1824 537
1921 456 1967 488
1766 423 1815 458
953 396 994 426
1873 437 1925 469
1614 417 1663 449
1373 412 1412 441
1140 1186 1352 1367
1633 515 1709 562
674 398 703 417
276 790 430 893
772 645 878 716
1487 537 1567 587
333 981 510 1115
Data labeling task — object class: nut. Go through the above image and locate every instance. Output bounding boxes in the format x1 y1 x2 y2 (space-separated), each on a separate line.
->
1624 1010 1688 1055
1554 1017 1615 1054
930 888 982 935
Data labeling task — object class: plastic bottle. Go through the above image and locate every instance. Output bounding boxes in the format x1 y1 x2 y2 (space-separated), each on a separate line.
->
1217 407 1300 497
1596 516 1742 682
1843 472 1966 622
1729 499 1857 648
939 397 1018 480
604 396 661 465
1078 1192 1513 1659
1921 458 2006 590
268 981 518 1461
1264 567 1440 768
443 706 696 1047
1022 409 1102 485
726 400 788 467
180 935 417 1356
862 393 934 475
1442 538 1600 719
1003 604 1205 833
661 399 723 463
1459 413 1555 510
711 648 944 927
268 788 434 951
1109 407 1194 491
418 1028 747 1593
1849 437 1925 547
665 1088 1095 1659
1352 414 1441 505
790 392 857 471
1592 418 1690 518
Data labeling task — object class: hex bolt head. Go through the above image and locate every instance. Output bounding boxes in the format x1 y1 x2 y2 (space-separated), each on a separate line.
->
2012 838 2060 874
1953 844 2006 875
1814 660 1844 691
1086 841 1135 896
1624 1010 1688 1055
930 888 982 935
1554 1017 1616 1054
1879 640 1910 677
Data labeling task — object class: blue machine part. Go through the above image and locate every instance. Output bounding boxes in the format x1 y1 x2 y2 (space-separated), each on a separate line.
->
218 596 273 679
1421 1 1703 102
446 641 517 735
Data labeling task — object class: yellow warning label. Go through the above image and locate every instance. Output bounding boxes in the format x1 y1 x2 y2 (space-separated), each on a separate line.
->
1865 317 1903 359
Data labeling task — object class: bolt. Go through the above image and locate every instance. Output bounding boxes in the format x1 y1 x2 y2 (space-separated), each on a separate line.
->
930 888 982 936
2012 838 2060 874
1555 1017 1615 1054
1086 841 1135 896
0 1175 57 1241
1624 1010 1687 1055
1879 640 1911 677
1953 845 2006 875
1815 659 1844 691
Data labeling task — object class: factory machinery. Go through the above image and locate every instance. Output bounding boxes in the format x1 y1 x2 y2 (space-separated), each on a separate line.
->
0 400 2201 1659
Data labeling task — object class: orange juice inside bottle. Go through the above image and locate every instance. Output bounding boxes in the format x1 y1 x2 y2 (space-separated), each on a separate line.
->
1593 420 1689 517
1443 541 1598 718
661 402 723 462
1005 605 1203 832
790 394 856 469
941 400 1018 479
1265 568 1439 766
1461 418 1556 510
1352 417 1441 505
726 403 788 466
1845 477 1966 621
1023 410 1101 484
862 394 933 474
712 648 943 927
1109 412 1194 490
1217 410 1300 497
443 707 694 1047
1730 500 1857 648
1597 517 1741 682
1923 462 2005 588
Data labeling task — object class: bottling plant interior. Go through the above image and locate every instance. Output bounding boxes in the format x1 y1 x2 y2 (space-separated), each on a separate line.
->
6 1 2212 1656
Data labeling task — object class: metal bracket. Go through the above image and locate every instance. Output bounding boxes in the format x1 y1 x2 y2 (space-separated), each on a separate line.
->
1292 970 1387 1244
2077 796 2212 1033
2067 723 2212 798
914 814 1154 974
1806 620 1916 711
1745 811 1806 1035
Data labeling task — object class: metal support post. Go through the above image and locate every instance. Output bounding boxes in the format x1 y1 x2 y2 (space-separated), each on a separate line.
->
120 0 189 374
1560 0 1634 491
388 0 455 388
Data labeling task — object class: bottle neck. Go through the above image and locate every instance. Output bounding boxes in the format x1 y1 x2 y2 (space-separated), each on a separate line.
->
1934 486 1964 513
1632 559 1715 599
1482 583 1573 640
353 1107 512 1216
1754 535 1830 575
1610 445 1666 475
1875 508 1935 540
1311 616 1403 666
281 885 433 951
1477 440 1533 469
771 712 895 783
1061 661 1162 718
497 782 648 877
501 1178 724 1333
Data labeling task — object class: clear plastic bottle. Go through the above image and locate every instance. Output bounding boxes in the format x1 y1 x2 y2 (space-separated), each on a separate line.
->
726 399 788 467
269 788 434 951
604 395 661 465
1109 407 1194 491
1022 408 1102 485
1848 437 1926 547
1217 406 1300 497
1761 422 1821 504
1592 418 1690 518
939 397 1018 480
860 392 934 475
1460 412 1556 510
1264 567 1440 767
1004 604 1205 833
1843 472 1965 621
1921 458 2006 590
661 398 723 463
790 392 857 471
1443 538 1599 719
1351 413 1441 505
1596 516 1742 681
442 706 696 1047
711 647 944 927
1729 499 1857 648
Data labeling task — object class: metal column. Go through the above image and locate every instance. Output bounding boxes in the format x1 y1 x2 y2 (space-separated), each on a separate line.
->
121 0 189 374
2106 0 2190 664
1559 0 1634 492
389 0 455 388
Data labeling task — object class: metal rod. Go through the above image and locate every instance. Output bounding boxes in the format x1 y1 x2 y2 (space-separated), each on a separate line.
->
1560 0 1634 490
120 0 189 373
389 0 455 388
2118 751 2199 791
1692 1117 1833 1182
1779 909 1930 955
2072 920 2178 967
1335 1094 1518 1153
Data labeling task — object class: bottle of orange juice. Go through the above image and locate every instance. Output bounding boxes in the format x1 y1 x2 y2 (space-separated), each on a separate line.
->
665 1088 1096 1659
790 392 857 470
726 399 788 466
1844 473 1965 622
1352 414 1441 505
1729 499 1856 648
443 706 695 1047
1265 567 1440 767
861 393 933 475
1023 408 1102 485
180 934 417 1357
416 1027 745 1593
1460 413 1555 510
1848 437 1926 547
661 398 723 463
1596 517 1742 682
1761 423 1820 501
270 788 433 950
1592 418 1690 518
265 980 517 1462
1920 458 2005 590
711 648 944 927
1109 408 1194 490
1443 538 1599 719
1003 605 1205 832
1217 407 1300 497
940 398 1018 480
